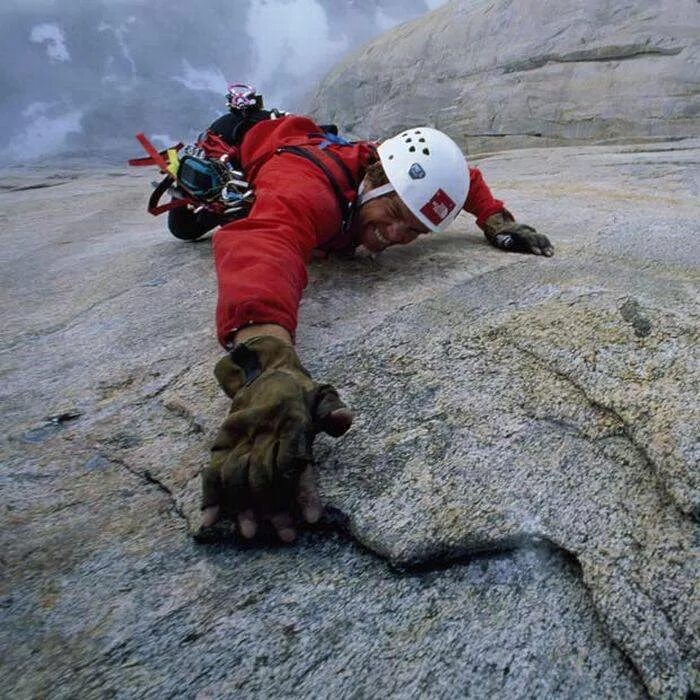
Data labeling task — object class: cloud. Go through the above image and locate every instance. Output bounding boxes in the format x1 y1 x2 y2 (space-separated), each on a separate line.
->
98 20 137 78
1 0 433 162
375 6 404 32
172 59 228 94
22 101 52 119
7 105 83 159
246 0 348 106
30 23 70 62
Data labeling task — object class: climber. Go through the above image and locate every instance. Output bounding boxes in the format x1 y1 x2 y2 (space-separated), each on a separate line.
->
190 89 554 544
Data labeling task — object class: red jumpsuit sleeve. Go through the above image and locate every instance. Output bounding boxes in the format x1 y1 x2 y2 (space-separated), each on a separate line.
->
213 216 309 346
463 166 507 229
213 153 341 347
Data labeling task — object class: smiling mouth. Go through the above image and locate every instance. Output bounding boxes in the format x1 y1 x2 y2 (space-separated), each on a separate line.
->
373 226 389 247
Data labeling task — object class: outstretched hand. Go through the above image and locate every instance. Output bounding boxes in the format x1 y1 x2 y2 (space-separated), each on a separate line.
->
198 336 352 543
483 212 554 257
201 462 328 542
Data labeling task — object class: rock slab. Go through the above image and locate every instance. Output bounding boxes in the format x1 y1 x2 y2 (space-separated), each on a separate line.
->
1 141 698 697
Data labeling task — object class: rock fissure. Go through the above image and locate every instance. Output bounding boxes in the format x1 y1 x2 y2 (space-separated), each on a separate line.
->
0 181 69 192
333 512 653 692
502 45 683 73
102 450 188 526
464 131 544 138
314 504 624 631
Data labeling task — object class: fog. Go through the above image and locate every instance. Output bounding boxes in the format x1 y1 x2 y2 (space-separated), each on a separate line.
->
1 0 446 163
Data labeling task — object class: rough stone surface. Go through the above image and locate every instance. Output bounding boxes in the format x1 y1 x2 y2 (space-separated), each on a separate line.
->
309 0 700 152
2 141 698 698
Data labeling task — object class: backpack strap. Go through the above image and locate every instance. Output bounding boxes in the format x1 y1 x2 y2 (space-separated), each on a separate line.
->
277 145 356 233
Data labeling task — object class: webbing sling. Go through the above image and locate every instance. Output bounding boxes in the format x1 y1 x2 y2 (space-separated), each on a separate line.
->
129 133 182 175
147 176 199 216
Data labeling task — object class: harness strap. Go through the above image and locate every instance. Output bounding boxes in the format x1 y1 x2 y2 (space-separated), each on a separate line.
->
277 145 355 232
305 130 357 191
322 148 357 192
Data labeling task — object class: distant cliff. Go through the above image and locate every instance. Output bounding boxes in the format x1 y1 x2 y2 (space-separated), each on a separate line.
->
309 0 700 152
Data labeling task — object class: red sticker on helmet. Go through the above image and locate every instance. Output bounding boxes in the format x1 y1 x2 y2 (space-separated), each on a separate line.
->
420 188 455 226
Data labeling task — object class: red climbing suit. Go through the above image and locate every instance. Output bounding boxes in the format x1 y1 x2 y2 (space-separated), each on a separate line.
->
213 115 506 346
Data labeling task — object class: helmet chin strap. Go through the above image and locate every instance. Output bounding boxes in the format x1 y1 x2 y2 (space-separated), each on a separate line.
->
356 180 395 207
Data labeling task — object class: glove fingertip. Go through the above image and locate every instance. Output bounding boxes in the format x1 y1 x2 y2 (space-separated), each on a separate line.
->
323 407 353 437
201 505 220 526
200 465 222 510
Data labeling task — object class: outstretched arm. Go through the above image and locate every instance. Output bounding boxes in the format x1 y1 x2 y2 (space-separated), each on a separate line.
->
200 155 354 544
464 166 554 257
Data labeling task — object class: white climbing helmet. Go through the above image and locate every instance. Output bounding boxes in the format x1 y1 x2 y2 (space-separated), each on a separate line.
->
358 127 470 233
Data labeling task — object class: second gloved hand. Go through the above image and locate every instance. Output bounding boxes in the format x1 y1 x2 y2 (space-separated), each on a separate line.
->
483 211 554 256
199 335 352 543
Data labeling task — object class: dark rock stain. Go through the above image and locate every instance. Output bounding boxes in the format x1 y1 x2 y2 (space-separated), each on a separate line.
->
619 298 652 337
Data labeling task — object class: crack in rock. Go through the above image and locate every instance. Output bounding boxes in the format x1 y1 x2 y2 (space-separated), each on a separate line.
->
0 181 69 192
101 450 188 525
503 45 684 73
189 492 652 700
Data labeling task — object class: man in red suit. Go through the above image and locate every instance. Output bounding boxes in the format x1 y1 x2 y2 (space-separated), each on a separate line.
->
197 105 554 543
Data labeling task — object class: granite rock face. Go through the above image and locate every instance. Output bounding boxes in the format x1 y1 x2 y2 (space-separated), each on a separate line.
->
309 0 700 152
2 140 698 697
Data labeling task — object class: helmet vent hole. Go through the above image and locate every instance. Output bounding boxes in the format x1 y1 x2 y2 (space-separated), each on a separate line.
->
409 146 416 153
405 138 412 143
415 130 422 134
388 155 394 160
419 138 426 143
423 148 430 155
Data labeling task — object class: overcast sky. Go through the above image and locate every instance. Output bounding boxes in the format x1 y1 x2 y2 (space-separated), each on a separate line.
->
1 0 447 163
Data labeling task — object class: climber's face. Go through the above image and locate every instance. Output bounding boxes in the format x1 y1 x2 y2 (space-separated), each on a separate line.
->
354 192 430 252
